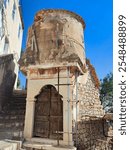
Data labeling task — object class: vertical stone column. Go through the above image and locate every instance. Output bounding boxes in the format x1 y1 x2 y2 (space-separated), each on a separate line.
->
24 98 35 138
63 98 73 146
59 82 73 146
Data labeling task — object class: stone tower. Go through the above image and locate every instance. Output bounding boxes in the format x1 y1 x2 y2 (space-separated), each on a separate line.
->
19 9 104 148
20 9 86 72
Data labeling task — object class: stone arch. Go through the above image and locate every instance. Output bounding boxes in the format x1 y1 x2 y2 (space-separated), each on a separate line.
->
34 84 61 99
33 84 63 139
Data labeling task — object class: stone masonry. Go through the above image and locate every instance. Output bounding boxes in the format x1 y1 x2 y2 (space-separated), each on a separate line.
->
72 65 112 150
75 118 113 150
73 69 104 119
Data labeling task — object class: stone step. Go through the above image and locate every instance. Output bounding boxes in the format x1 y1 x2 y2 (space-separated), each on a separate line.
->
11 94 26 97
13 90 27 95
10 100 26 105
0 116 25 121
0 117 24 122
23 141 76 150
3 103 26 111
0 131 24 140
0 90 26 140
11 96 26 100
9 105 26 110
10 100 26 103
0 126 24 131
2 110 25 115
0 120 24 126
8 103 26 106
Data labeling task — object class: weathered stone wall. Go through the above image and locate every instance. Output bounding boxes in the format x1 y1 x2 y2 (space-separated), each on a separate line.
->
74 119 113 150
0 54 16 111
72 69 113 150
19 10 86 74
73 70 104 120
78 72 104 118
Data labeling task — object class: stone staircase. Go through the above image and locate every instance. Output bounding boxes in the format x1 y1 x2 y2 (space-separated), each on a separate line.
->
0 90 26 140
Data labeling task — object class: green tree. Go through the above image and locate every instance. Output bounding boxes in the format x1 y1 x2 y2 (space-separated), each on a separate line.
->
100 72 113 113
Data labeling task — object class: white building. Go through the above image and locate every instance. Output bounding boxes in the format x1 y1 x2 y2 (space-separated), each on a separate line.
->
0 0 23 88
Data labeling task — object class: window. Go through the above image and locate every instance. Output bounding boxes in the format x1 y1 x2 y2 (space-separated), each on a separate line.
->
12 2 16 20
18 24 21 38
4 37 9 53
0 6 4 39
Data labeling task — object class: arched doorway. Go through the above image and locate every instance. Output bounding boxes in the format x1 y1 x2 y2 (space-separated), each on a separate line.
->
34 85 63 139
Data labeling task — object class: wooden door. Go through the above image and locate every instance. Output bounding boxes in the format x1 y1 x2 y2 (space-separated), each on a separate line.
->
34 85 63 139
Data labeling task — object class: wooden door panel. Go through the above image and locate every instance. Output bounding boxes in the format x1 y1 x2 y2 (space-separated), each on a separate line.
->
50 102 63 116
35 102 50 115
34 85 63 139
50 101 58 115
34 121 49 138
49 116 63 139
35 116 49 122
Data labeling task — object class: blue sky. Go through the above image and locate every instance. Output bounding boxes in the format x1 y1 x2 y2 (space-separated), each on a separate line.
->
19 0 113 88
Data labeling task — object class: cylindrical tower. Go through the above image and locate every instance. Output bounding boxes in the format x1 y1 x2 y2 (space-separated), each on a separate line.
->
19 9 86 73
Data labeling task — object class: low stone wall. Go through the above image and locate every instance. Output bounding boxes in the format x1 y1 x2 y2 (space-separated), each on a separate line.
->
73 118 113 150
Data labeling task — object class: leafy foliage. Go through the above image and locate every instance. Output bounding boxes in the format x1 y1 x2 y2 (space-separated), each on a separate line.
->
100 73 113 112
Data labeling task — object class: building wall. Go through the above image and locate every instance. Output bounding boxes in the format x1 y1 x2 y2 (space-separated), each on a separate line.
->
72 70 104 122
0 0 23 88
0 54 16 111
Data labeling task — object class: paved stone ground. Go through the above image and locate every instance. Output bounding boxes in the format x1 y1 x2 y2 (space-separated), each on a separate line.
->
0 140 22 150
